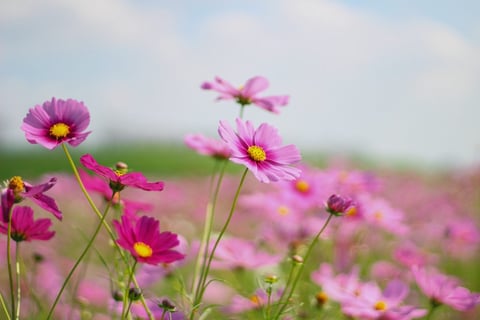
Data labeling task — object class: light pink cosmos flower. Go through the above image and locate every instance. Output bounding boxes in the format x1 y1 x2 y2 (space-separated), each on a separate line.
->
210 237 281 270
80 154 164 192
411 266 480 312
0 206 55 242
1 176 61 222
184 133 231 159
218 118 301 183
201 76 289 113
224 288 283 314
341 280 427 320
113 214 185 265
21 97 91 150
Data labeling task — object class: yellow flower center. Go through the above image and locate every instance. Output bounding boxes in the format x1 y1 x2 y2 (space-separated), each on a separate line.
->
346 206 357 217
316 291 329 304
295 180 310 193
133 242 153 258
277 205 290 216
374 211 383 220
374 300 387 311
8 176 25 193
249 294 263 307
247 145 266 162
49 122 70 139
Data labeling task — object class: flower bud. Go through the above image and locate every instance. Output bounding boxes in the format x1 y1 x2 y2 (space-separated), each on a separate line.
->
325 194 354 216
128 287 142 301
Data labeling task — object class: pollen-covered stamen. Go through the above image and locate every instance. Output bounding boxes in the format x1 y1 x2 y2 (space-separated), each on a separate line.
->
8 176 25 193
247 145 266 162
49 122 71 139
295 180 310 193
133 241 153 258
374 300 388 311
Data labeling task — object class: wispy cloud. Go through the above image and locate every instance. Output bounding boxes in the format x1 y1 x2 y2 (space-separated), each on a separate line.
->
1 0 479 167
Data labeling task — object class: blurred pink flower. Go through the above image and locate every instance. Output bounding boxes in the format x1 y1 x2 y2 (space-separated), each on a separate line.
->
224 288 282 314
184 133 231 159
341 280 427 320
21 97 91 150
218 118 301 183
201 76 289 113
0 206 55 242
80 154 165 192
210 237 281 270
113 214 184 265
412 266 480 312
1 176 61 222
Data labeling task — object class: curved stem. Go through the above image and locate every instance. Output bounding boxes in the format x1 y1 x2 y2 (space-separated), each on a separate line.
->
61 145 154 320
273 213 335 319
14 242 21 320
192 168 248 318
6 207 14 318
121 260 138 319
45 195 113 320
191 160 228 303
0 293 11 320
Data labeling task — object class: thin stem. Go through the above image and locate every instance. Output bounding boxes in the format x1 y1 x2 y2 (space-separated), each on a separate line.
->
45 195 113 320
121 260 138 319
0 293 11 320
191 160 228 303
425 301 439 320
239 105 245 119
61 145 154 320
192 168 248 319
273 213 335 319
14 242 21 320
6 207 14 318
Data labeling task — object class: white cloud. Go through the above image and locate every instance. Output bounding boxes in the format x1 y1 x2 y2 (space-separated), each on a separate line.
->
1 0 479 167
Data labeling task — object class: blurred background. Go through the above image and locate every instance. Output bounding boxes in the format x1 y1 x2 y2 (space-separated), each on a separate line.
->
1 0 480 173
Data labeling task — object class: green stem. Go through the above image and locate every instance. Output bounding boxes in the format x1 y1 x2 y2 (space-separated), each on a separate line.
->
61 144 154 320
45 195 113 320
121 260 138 319
14 242 21 320
191 160 228 306
239 105 245 119
0 293 11 320
273 213 335 319
6 207 14 318
191 168 248 319
425 301 439 320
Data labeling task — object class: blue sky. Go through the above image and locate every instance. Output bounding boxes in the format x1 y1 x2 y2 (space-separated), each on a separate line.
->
1 0 479 168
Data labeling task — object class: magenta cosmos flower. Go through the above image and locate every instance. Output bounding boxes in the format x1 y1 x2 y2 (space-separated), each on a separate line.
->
80 154 164 192
184 133 231 159
218 118 301 183
21 97 91 150
201 76 289 114
0 206 55 242
113 214 184 265
412 266 480 312
1 176 61 222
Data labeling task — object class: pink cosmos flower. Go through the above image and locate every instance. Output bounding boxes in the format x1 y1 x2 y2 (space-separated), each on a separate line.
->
113 214 184 265
224 288 283 314
201 76 289 113
80 154 164 192
411 266 480 312
184 133 231 159
218 118 301 183
341 280 427 320
210 237 281 270
21 97 91 150
0 206 55 242
1 176 61 222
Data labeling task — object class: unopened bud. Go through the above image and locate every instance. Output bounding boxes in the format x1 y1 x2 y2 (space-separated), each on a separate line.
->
292 254 304 264
128 287 142 301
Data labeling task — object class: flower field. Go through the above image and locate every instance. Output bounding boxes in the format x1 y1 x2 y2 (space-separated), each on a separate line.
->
0 76 479 320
